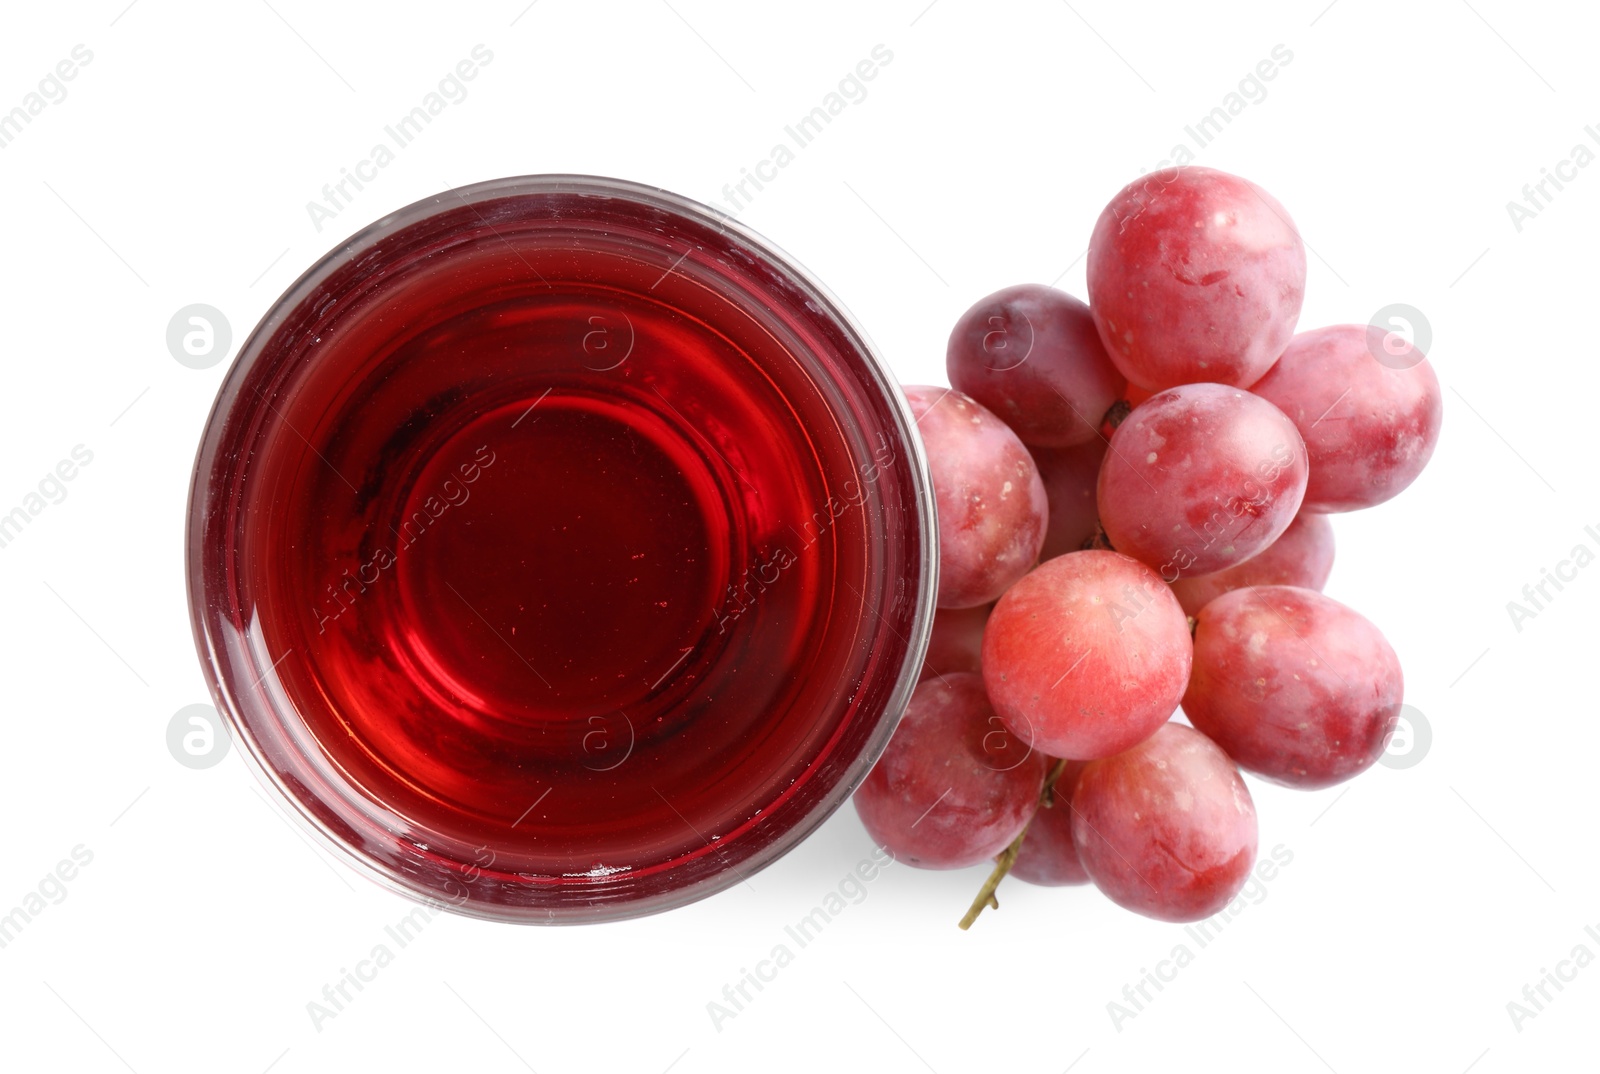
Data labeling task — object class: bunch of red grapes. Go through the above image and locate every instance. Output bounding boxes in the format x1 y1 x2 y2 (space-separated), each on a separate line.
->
854 166 1443 927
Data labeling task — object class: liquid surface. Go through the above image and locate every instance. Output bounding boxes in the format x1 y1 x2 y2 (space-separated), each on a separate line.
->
244 244 894 887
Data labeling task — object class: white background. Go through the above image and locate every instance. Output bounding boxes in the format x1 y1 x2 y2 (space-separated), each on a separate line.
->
1 1 1595 1071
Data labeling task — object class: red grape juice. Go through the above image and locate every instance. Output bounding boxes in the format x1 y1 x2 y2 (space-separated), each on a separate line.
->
190 179 931 919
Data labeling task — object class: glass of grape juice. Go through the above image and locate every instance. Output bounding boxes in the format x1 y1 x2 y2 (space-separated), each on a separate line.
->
186 176 935 923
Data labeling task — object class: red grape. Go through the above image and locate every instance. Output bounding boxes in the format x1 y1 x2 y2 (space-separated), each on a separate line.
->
1032 438 1107 560
1183 585 1403 789
1170 511 1334 617
854 673 1047 869
982 550 1191 760
1087 167 1306 391
1011 761 1090 887
1071 722 1258 922
946 285 1126 448
904 385 1049 609
919 603 991 683
1249 324 1443 513
1097 383 1308 579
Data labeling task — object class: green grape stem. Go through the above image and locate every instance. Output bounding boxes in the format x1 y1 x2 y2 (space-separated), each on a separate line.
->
958 755 1070 930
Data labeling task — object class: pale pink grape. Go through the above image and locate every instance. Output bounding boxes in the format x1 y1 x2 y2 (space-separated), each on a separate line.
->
1097 383 1308 579
854 673 1047 869
1032 438 1107 561
1183 585 1404 789
982 550 1191 760
1011 761 1091 887
1249 324 1443 513
1087 167 1306 391
904 385 1049 609
1170 511 1334 617
1071 723 1258 922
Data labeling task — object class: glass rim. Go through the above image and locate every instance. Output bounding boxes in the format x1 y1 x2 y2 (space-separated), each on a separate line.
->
185 173 939 924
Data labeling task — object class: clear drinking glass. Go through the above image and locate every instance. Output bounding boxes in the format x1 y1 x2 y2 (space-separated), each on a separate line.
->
186 175 935 923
